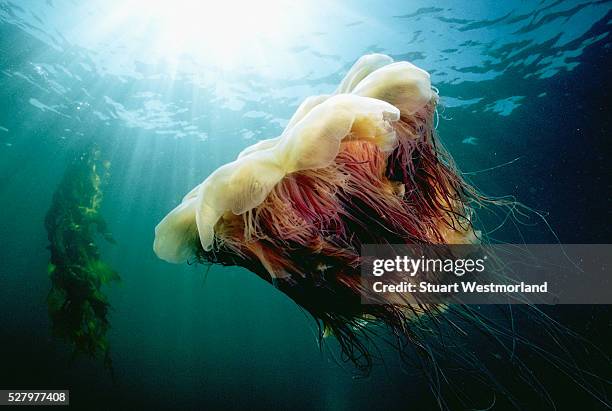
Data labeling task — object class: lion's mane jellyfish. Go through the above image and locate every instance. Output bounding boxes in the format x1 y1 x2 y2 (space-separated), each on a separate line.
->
153 55 609 408
155 54 476 341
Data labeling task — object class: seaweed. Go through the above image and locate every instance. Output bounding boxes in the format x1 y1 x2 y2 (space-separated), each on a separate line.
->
44 143 119 372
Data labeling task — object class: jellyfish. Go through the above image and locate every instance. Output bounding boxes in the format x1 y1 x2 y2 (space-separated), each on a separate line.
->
153 55 609 408
154 54 477 260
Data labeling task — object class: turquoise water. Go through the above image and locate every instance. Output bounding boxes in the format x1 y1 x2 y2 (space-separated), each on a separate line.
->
0 1 610 409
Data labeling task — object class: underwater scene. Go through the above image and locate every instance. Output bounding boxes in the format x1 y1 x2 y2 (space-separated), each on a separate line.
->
1 0 611 410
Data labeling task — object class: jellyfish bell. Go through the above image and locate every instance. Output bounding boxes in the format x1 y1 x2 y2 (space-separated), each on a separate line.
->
156 91 406 261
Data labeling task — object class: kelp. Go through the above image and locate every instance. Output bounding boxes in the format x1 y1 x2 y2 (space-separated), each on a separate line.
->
44 143 118 371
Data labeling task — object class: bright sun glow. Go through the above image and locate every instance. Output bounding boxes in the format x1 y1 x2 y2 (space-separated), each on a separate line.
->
106 0 311 68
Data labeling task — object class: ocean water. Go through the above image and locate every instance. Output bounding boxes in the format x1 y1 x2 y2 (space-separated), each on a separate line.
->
0 1 610 410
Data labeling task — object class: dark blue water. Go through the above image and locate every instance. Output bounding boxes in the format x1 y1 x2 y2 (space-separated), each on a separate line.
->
0 1 610 409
